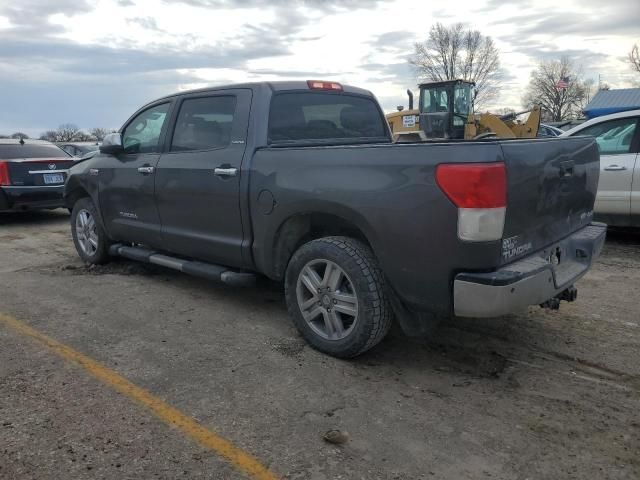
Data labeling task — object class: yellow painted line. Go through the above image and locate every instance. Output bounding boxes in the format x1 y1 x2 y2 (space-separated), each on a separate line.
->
0 313 279 480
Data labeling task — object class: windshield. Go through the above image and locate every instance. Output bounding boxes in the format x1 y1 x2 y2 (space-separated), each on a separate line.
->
0 144 71 159
421 86 449 113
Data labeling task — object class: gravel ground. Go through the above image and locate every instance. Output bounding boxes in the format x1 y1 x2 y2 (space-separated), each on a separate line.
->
1 209 638 480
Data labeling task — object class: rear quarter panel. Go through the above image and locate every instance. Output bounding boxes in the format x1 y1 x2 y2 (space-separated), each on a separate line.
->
249 142 507 314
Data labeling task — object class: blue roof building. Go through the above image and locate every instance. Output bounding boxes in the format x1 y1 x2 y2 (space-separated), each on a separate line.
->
583 88 640 119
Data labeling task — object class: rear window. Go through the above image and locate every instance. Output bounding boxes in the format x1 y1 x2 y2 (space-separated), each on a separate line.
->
268 92 388 144
0 144 71 160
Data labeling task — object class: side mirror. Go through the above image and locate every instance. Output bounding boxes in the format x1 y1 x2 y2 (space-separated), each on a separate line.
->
99 133 124 154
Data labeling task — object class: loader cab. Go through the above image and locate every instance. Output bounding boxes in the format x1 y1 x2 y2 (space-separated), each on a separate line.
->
419 80 475 140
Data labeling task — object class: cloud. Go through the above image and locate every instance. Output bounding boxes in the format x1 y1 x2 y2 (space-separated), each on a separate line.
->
163 0 388 12
1 0 638 132
126 17 164 31
0 0 93 35
0 0 334 132
0 70 204 136
491 9 638 37
367 30 416 54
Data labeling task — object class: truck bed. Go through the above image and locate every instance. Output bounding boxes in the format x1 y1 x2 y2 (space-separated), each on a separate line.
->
249 136 600 314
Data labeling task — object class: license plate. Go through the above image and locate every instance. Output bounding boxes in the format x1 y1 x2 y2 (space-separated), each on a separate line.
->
43 173 64 184
402 115 416 128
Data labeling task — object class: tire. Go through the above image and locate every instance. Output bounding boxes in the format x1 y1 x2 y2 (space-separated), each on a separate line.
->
285 236 392 358
70 197 111 265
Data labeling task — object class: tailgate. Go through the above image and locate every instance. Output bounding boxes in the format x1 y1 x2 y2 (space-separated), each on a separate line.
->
7 158 74 186
500 136 600 265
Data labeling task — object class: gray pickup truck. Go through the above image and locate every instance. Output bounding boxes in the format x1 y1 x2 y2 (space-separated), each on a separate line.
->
64 80 606 358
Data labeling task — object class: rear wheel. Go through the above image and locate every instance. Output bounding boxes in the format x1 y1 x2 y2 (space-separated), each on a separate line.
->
285 236 392 358
71 197 111 265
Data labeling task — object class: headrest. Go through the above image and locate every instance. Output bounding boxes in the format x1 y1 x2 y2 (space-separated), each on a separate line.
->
340 106 370 132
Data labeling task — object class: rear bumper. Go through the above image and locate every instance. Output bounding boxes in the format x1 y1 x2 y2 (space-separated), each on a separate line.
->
0 185 66 211
453 222 607 318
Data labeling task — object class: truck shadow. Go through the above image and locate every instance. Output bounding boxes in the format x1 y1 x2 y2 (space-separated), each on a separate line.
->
45 231 633 384
0 209 69 226
604 228 640 247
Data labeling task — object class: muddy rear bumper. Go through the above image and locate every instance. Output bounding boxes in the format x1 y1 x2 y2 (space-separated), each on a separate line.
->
453 222 607 318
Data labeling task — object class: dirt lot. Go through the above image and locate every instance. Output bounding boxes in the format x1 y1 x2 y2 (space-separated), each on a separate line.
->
1 209 639 480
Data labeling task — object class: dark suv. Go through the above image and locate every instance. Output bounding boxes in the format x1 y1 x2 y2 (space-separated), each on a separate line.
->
1 139 74 212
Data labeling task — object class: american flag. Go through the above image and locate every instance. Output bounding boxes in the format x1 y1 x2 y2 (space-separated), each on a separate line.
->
556 76 570 89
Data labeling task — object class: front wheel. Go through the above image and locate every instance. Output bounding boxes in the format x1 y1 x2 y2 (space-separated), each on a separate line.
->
285 236 392 358
70 197 111 265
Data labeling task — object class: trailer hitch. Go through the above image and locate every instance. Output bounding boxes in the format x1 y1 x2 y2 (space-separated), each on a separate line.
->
540 285 578 310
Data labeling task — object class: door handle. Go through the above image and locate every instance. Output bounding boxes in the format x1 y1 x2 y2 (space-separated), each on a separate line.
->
214 167 238 177
137 166 155 174
604 165 627 171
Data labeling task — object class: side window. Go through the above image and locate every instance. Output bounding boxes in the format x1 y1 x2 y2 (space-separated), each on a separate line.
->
123 103 170 154
576 117 638 155
171 96 236 152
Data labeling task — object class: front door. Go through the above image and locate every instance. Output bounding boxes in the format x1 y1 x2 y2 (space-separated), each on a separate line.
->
99 101 172 246
575 116 639 225
155 90 251 267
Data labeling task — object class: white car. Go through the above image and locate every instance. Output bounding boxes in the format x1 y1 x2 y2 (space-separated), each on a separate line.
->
562 110 640 227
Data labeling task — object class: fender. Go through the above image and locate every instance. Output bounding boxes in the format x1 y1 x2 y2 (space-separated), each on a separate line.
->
253 198 381 280
64 159 109 236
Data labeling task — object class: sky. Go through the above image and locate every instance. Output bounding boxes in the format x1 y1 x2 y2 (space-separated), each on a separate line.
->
0 0 638 137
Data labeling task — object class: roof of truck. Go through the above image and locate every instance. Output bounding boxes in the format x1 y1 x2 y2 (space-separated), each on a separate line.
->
152 81 374 103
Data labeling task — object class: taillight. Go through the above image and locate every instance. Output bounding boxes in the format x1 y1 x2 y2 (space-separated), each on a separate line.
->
0 161 10 186
436 162 507 242
307 80 343 91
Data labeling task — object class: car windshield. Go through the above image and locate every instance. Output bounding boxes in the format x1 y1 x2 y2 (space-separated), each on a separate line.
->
77 144 100 153
0 144 71 159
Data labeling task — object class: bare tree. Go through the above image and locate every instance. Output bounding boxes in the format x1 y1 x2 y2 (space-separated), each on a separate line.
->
39 130 59 142
10 132 29 139
629 43 640 73
492 107 516 117
56 124 81 142
410 23 501 108
522 57 587 121
89 127 110 141
74 131 94 142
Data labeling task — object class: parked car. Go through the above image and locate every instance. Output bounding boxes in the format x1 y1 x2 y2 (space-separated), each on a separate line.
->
547 119 586 131
65 81 606 358
562 109 639 227
538 123 564 137
58 142 100 157
0 139 75 212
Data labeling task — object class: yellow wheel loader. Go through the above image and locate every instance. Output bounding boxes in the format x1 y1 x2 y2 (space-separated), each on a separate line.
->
386 80 541 141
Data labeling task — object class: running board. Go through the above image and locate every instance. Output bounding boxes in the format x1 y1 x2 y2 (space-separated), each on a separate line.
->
108 244 256 287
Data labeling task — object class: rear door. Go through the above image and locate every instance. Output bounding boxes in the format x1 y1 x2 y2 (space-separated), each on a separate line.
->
154 89 251 267
571 116 639 226
99 101 172 246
